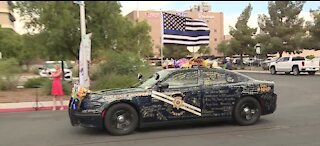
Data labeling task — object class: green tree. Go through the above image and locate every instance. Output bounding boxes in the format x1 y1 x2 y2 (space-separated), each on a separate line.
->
229 4 257 69
17 34 43 70
163 45 190 59
217 40 233 57
119 20 153 58
13 1 153 61
0 27 23 59
303 8 320 50
198 45 211 55
258 1 306 57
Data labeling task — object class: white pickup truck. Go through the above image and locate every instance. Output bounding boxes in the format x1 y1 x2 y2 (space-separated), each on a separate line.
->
269 56 320 75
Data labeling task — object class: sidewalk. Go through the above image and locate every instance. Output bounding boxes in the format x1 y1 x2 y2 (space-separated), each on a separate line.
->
234 69 320 75
0 100 69 113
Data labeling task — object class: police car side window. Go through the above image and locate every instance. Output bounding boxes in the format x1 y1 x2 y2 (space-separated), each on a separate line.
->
202 70 227 85
162 70 198 88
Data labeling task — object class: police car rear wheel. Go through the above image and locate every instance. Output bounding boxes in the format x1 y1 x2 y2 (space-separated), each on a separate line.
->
233 97 261 126
104 103 138 136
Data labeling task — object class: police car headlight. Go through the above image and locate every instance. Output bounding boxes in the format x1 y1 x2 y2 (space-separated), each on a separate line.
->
85 101 103 110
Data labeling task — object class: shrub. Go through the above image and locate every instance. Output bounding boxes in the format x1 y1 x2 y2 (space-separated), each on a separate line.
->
0 58 21 91
92 73 138 90
306 55 315 60
0 76 20 90
72 65 79 77
91 51 153 90
30 66 40 75
23 77 49 88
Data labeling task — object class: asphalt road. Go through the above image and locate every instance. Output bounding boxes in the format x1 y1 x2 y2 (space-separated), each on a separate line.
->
1 73 320 146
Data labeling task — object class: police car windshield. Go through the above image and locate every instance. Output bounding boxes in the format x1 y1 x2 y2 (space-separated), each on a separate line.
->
139 70 171 89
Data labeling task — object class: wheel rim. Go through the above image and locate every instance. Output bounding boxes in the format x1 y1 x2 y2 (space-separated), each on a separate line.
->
271 68 275 74
240 103 259 121
111 110 133 131
293 68 298 75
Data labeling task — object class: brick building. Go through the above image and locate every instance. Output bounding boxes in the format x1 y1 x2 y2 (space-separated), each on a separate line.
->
126 4 224 58
0 1 15 29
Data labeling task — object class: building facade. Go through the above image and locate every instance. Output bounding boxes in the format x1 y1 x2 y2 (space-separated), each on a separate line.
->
0 1 15 29
126 9 224 58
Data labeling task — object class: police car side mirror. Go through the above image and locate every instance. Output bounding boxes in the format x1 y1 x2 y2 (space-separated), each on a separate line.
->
155 73 160 80
158 82 169 90
138 73 143 81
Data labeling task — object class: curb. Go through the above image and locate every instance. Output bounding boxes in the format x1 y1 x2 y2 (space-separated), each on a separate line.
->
0 101 69 113
0 105 68 113
234 70 320 75
234 70 269 74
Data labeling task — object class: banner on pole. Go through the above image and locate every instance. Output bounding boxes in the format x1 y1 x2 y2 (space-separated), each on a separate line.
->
79 33 92 89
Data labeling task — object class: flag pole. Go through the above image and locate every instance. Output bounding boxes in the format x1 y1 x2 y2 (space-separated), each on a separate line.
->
160 10 164 66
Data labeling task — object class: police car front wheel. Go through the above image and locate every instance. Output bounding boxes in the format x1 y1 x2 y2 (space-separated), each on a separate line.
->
104 103 138 136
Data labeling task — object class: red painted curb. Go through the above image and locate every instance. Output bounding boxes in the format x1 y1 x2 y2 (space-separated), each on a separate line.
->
0 105 68 113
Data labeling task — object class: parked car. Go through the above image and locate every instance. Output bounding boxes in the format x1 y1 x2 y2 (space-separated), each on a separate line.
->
269 56 320 75
68 67 277 135
243 58 255 66
261 57 278 70
39 61 73 81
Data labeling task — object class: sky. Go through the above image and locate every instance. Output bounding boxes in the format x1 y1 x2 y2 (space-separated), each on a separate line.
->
14 1 320 35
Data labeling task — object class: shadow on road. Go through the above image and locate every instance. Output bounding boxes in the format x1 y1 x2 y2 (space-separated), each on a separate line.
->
68 118 274 136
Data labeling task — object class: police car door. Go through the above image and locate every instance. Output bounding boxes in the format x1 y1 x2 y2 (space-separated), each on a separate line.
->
200 68 240 118
151 69 203 121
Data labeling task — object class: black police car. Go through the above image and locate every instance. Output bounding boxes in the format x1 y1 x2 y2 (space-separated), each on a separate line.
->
68 67 277 135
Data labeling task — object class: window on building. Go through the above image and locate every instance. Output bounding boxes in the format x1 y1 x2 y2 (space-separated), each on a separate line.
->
214 38 217 41
9 13 16 22
214 29 217 32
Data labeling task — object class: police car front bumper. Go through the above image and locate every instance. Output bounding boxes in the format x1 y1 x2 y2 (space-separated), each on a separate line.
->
68 98 104 129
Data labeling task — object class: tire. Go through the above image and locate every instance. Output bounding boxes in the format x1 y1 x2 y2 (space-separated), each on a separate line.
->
270 66 276 75
285 72 290 75
233 97 261 126
292 66 300 76
308 71 316 75
104 103 138 136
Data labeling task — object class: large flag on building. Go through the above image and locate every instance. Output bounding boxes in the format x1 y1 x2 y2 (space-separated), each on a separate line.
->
162 12 210 46
79 33 92 89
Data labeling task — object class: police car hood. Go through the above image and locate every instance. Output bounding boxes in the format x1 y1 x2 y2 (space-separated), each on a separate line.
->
89 87 148 97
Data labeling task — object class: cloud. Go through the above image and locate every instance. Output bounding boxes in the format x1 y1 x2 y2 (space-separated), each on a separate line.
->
223 14 259 35
299 11 313 22
13 11 28 35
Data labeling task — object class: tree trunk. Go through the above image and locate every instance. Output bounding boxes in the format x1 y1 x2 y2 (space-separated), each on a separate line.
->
240 54 244 69
279 51 283 57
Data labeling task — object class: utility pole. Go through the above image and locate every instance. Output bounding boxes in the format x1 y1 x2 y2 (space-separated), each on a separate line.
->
73 1 86 42
79 1 86 39
74 1 90 88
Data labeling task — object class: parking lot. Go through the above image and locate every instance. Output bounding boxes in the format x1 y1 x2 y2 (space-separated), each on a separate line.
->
0 72 320 146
